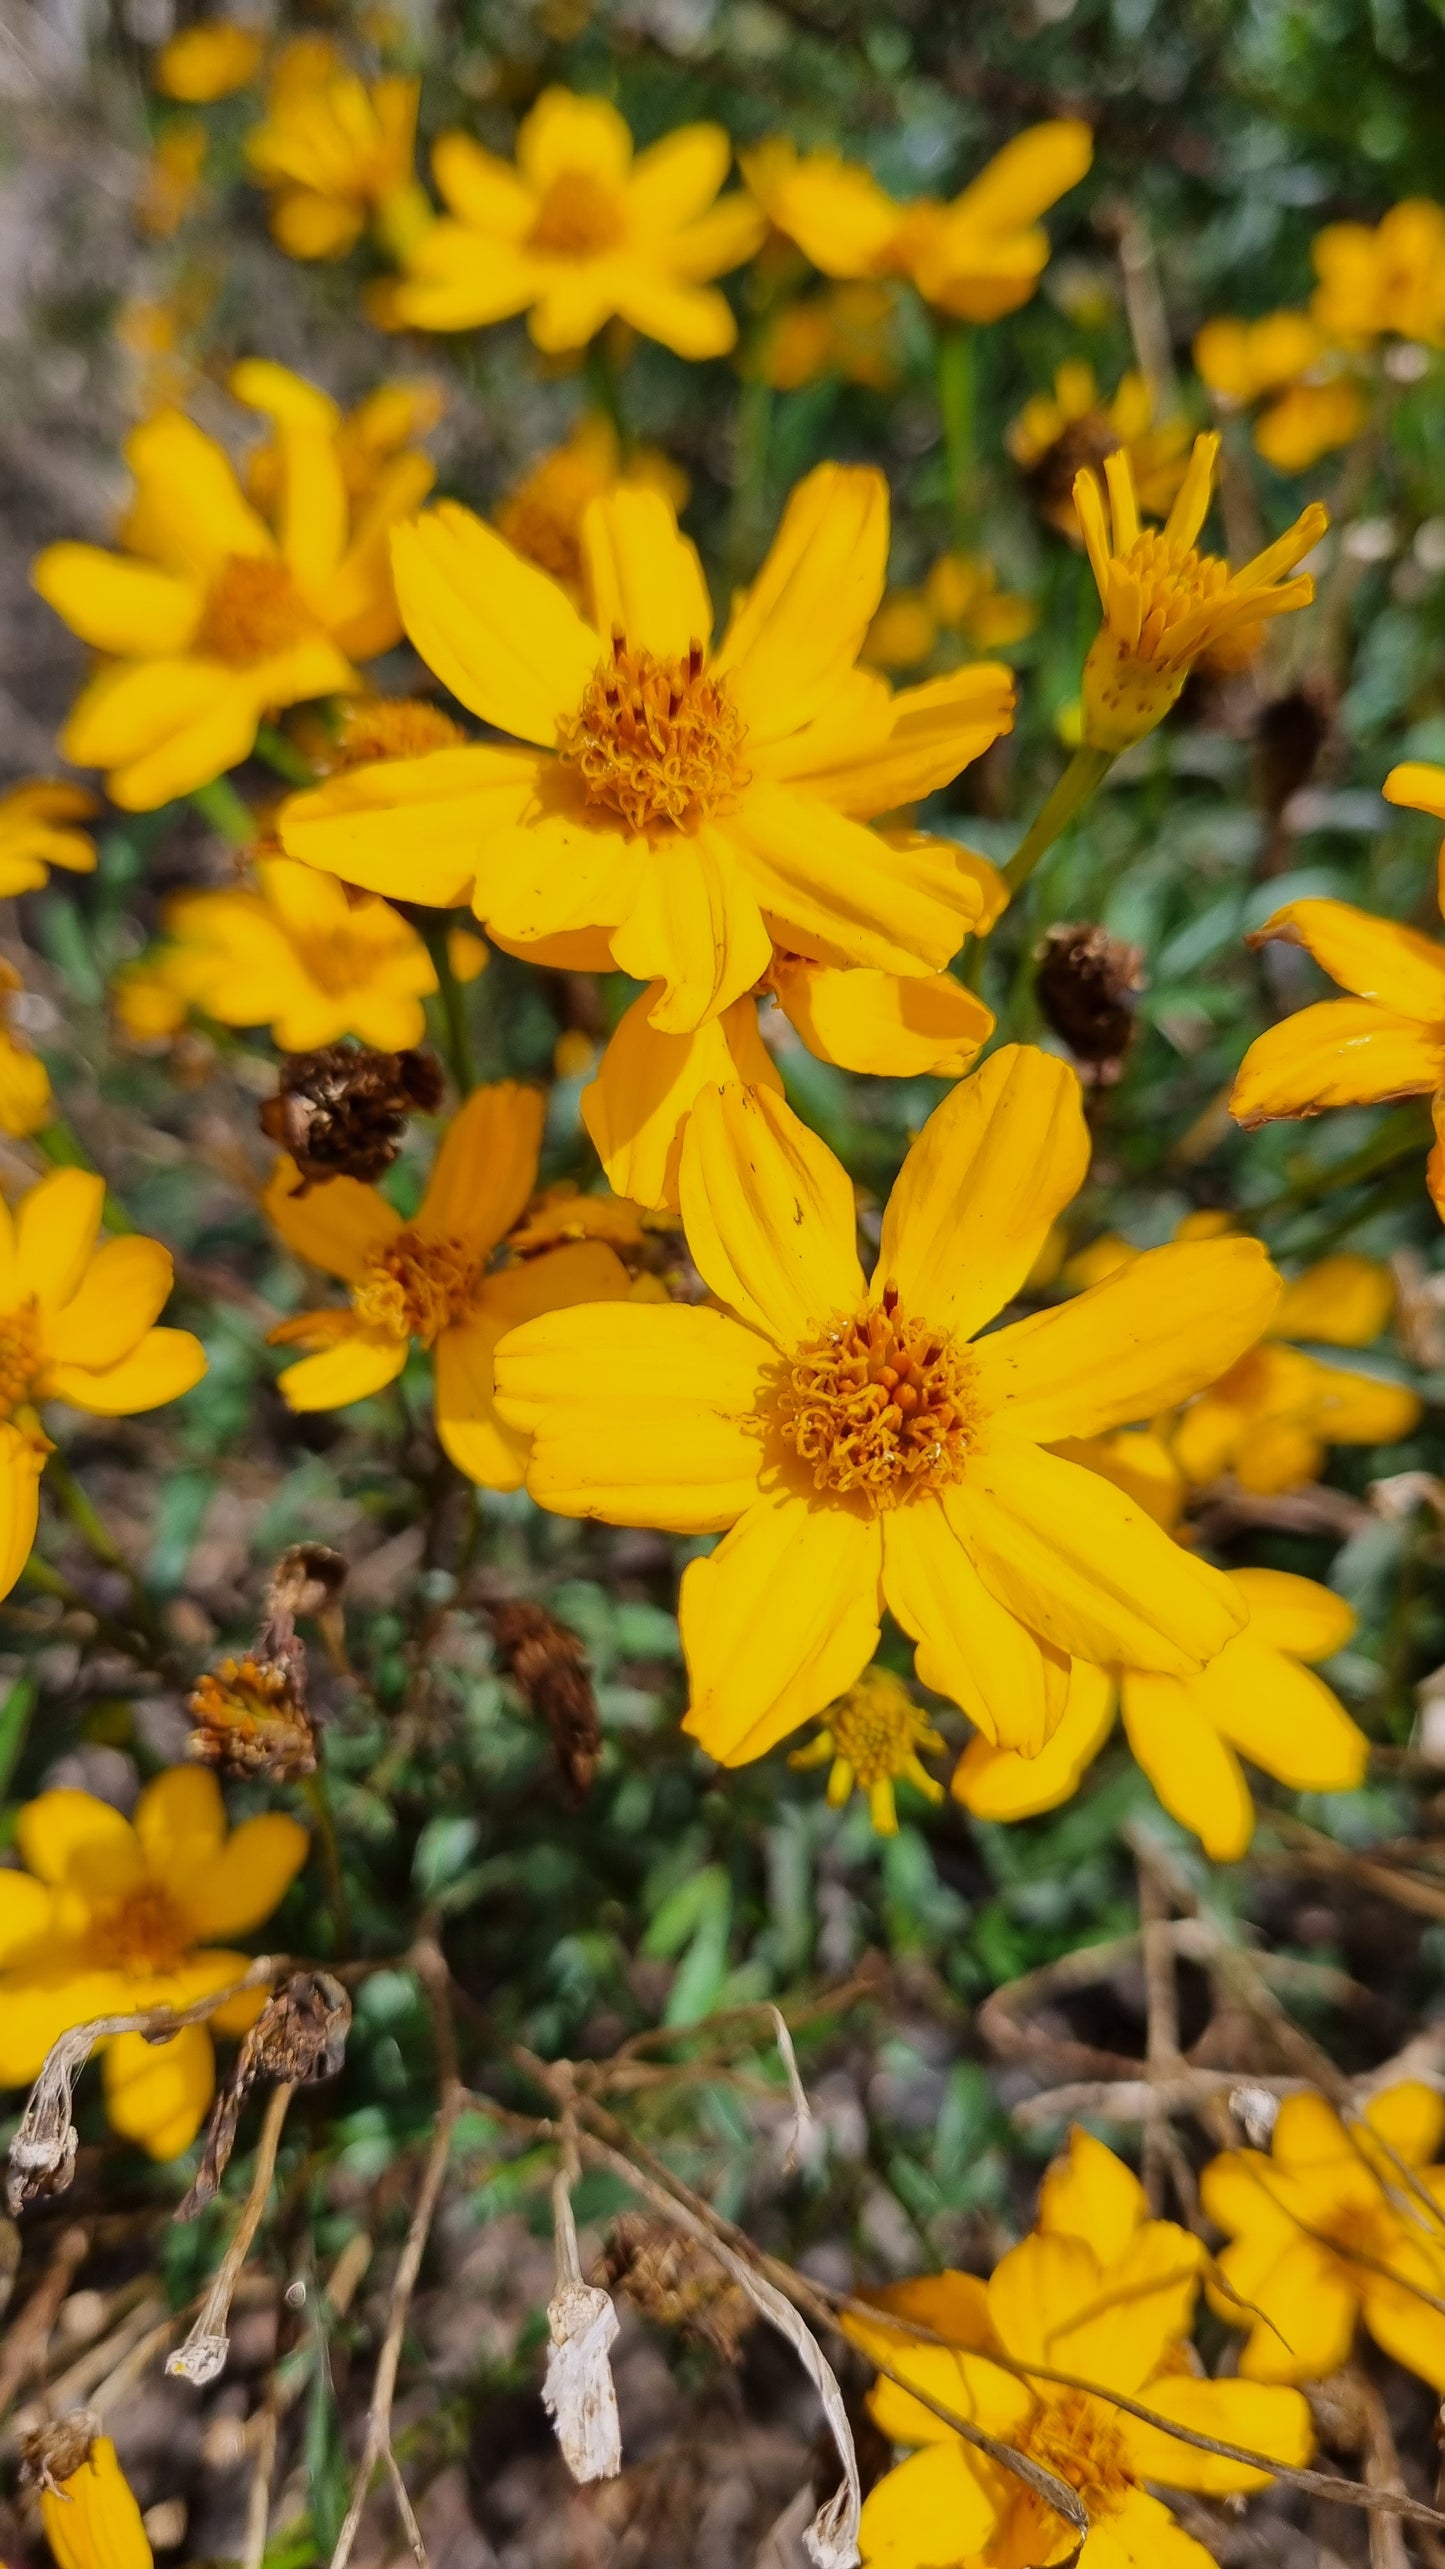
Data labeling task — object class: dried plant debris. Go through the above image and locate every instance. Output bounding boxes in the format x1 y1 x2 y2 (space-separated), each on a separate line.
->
260 1043 445 1188
179 1971 351 2219
593 2215 757 2362
488 1599 601 1800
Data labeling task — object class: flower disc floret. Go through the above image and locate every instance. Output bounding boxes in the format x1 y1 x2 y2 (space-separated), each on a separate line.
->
1022 2391 1131 2516
557 638 750 837
352 1230 480 1345
777 1281 981 1506
196 556 316 664
528 171 626 255
88 1882 192 1975
0 1299 42 1414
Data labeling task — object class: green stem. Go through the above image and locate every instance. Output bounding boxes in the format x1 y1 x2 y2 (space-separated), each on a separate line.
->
32 1121 135 1232
937 323 977 542
254 724 320 788
1250 1108 1432 1218
728 372 774 587
301 1768 351 1954
424 924 474 1095
1002 747 1116 898
189 778 256 848
43 1453 169 1653
585 335 627 451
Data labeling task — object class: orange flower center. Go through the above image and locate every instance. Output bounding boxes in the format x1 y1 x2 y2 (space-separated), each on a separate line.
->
86 1882 193 1975
1323 2197 1399 2268
1117 532 1231 667
352 1229 480 1345
1021 2391 1132 2520
528 169 626 257
0 1298 41 1415
775 1282 982 1508
197 555 317 665
557 637 750 837
333 698 467 768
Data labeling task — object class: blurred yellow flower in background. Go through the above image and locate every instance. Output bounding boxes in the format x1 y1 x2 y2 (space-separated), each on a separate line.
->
956 1567 1366 1860
1194 311 1367 472
244 35 431 261
1076 432 1327 751
391 87 764 355
238 365 443 523
789 1665 945 1834
743 121 1093 322
865 551 1037 671
0 780 97 894
32 363 433 809
152 21 264 101
1009 359 1190 538
134 120 209 239
496 1051 1278 1765
118 854 436 1052
0 961 52 1136
39 2427 153 2569
494 413 689 604
1311 197 1445 347
757 281 900 391
0 1767 306 2159
266 1079 632 1485
0 1166 206 1450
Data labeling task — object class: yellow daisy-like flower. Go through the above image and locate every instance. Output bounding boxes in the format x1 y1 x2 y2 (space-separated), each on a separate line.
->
41 2430 152 2569
390 87 764 357
1311 198 1445 348
494 414 689 605
0 960 52 1137
1194 313 1367 474
31 363 434 812
0 780 97 895
789 1665 946 1835
1075 432 1327 751
153 20 264 101
865 552 1037 673
955 1566 1367 1862
265 1080 632 1486
243 35 431 262
1204 2084 1445 2390
237 364 443 531
0 1767 306 2160
742 121 1093 322
847 2125 1312 2569
1008 359 1191 540
1233 759 1445 1221
122 855 436 1053
278 464 1015 1046
494 1049 1279 1765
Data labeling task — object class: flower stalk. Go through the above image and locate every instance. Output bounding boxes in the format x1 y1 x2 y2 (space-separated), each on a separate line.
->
1002 743 1116 896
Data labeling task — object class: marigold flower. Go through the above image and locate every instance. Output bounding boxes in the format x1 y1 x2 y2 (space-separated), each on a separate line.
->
32 362 433 812
865 553 1037 672
1233 765 1445 1220
846 2125 1311 2569
790 1666 945 1835
0 780 97 895
279 463 1014 1051
1075 433 1327 751
243 36 430 261
125 855 436 1053
742 121 1093 322
38 2426 152 2569
0 1766 306 2159
956 1567 1366 1860
1311 197 1445 347
495 415 689 605
1194 313 1367 472
390 87 764 356
265 1080 631 1487
153 21 264 101
494 1050 1279 1764
1009 359 1190 540
1203 2084 1445 2388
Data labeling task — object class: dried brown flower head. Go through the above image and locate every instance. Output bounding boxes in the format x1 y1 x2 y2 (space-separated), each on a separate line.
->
179 1971 351 2218
19 2410 100 2496
260 1043 445 1189
267 1542 348 1627
593 2217 754 2363
1034 922 1146 1080
489 1599 600 1802
187 1653 316 1779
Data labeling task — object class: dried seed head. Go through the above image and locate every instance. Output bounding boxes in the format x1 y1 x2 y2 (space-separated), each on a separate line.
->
260 1043 445 1189
19 2410 101 2496
593 2216 755 2363
179 1973 351 2219
187 1652 316 1780
267 1543 348 1626
1034 922 1146 1079
489 1600 600 1802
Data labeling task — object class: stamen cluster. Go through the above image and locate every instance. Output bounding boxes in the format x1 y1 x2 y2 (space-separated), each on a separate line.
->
528 171 626 256
776 1282 980 1506
197 556 314 664
1116 531 1231 668
352 1229 481 1344
1021 2392 1131 2516
0 1300 40 1415
557 636 750 836
86 1883 191 1975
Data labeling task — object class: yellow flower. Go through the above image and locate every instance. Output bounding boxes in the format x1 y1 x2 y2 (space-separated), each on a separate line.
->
742 122 1093 322
152 21 264 101
494 414 689 604
0 961 52 1137
1203 2084 1445 2389
865 553 1037 673
1233 763 1445 1220
134 120 209 239
1311 198 1445 347
1008 359 1190 540
391 87 764 356
1075 433 1327 751
493 1050 1279 1766
955 1566 1366 1861
279 463 1014 1042
847 2125 1312 2569
244 35 430 261
237 364 443 527
0 780 97 894
41 2429 152 2569
32 363 432 811
0 1767 306 2160
265 1080 632 1486
1194 312 1367 472
130 855 436 1052
758 281 901 391
789 1665 945 1835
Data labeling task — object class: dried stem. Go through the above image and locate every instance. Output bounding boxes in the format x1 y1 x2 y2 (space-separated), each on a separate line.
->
169 2082 294 2385
0 2225 89 2418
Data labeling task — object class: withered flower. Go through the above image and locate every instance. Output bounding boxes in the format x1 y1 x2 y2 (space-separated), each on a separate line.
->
1034 922 1146 1080
593 2216 755 2363
259 1042 444 1190
188 1653 316 1780
489 1599 601 1802
180 1969 351 2217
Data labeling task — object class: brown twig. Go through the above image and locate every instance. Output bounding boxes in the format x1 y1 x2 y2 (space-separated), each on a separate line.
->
1261 1813 1445 1923
0 2225 89 2418
169 2083 295 2386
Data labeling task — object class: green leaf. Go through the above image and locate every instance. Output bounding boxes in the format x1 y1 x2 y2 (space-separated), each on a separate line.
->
0 1676 37 1804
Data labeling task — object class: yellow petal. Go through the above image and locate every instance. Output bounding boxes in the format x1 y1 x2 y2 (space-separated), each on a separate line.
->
0 1425 43 1602
1121 2376 1313 2495
44 1236 174 1368
133 1764 224 1880
15 1167 105 1307
951 1660 1115 1819
730 779 977 975
16 1788 144 1893
679 1486 882 1764
881 1496 1069 1752
42 2441 153 2569
954 1447 1247 1673
123 408 273 579
1231 1565 1355 1660
874 1044 1088 1339
581 987 782 1211
1362 2082 1445 2165
677 1081 863 1347
1272 1251 1394 1347
1302 1354 1421 1444
611 833 772 1034
102 2020 215 2160
1226 2231 1360 2383
713 463 889 746
32 544 199 655
772 957 992 1077
62 659 272 813
1253 895 1445 1018
988 2224 1200 2395
47 1327 206 1416
264 1156 403 1282
858 2442 1001 2569
971 1237 1280 1442
279 744 545 908
1196 1633 1367 1794
429 129 534 233
1231 997 1445 1123
276 1326 409 1410
609 271 743 361
627 121 730 223
436 1242 631 1489
0 1871 53 1967
419 1080 545 1251
186 1812 309 1938
1120 1670 1256 1861
516 85 633 191
778 665 1015 816
951 118 1094 232
496 1300 770 1530
1038 2126 1148 2264
391 501 599 747
0 1972 132 2084
579 484 712 657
